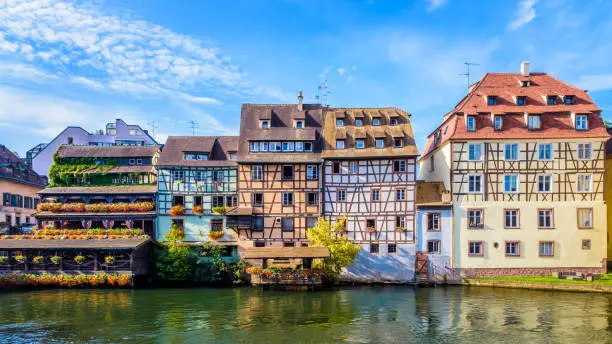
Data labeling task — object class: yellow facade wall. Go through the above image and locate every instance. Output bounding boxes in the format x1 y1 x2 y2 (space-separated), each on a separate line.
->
606 156 612 264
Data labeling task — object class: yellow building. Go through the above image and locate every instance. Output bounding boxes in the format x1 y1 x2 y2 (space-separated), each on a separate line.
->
606 129 612 269
418 62 609 276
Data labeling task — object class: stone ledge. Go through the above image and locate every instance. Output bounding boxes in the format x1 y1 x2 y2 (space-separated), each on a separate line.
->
466 279 612 294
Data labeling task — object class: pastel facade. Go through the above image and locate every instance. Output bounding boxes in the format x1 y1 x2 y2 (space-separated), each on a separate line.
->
419 62 609 277
27 119 158 177
0 145 47 231
606 129 612 268
156 136 239 247
321 108 419 282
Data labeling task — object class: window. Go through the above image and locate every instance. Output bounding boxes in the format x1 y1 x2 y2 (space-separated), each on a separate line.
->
252 193 263 206
172 219 184 229
577 143 592 160
538 143 552 160
254 241 265 247
429 156 435 172
184 152 208 160
375 139 384 149
582 239 591 250
211 219 224 232
388 244 397 253
393 160 406 172
282 142 295 152
366 219 376 231
129 159 136 165
282 218 294 232
306 192 318 205
468 209 483 228
332 162 341 174
173 170 184 182
538 209 553 229
283 241 295 247
468 143 482 161
252 217 264 232
212 196 225 208
337 189 346 202
355 118 363 126
306 217 318 229
538 175 552 193
282 165 294 180
336 140 345 149
251 165 264 181
564 95 574 105
282 193 294 206
295 120 304 128
372 118 381 126
427 213 440 231
67 137 74 144
396 188 406 201
505 241 520 256
336 119 344 127
494 115 503 130
428 240 441 254
539 241 554 256
547 96 557 105
467 116 476 131
349 161 358 174
504 175 519 193
468 241 483 256
390 118 399 126
371 189 380 202
487 96 497 106
468 175 483 193
577 208 593 228
129 129 140 136
173 195 184 206
528 115 541 130
230 152 237 160
295 142 304 152
249 142 260 152
269 142 282 152
261 120 270 129
577 174 592 192
213 170 224 182
575 115 588 130
136 158 143 165
516 96 526 106
394 138 403 148
370 244 379 254
504 209 519 228
504 143 519 160
396 216 405 229
356 139 365 149
193 196 203 207
303 142 313 152
306 165 318 180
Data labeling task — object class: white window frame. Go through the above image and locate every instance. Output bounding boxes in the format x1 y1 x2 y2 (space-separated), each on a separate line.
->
494 115 503 130
466 116 476 131
336 140 345 150
427 240 441 254
468 174 483 194
306 165 318 180
576 174 592 193
337 190 346 202
505 241 520 256
396 188 406 201
249 142 260 152
537 174 553 193
577 143 592 160
355 118 363 126
375 139 384 149
356 139 365 149
251 165 264 181
349 161 358 174
575 115 588 130
468 143 483 161
527 115 541 130
503 174 519 193
539 241 554 256
336 119 344 127
269 142 281 152
504 143 519 161
538 143 553 160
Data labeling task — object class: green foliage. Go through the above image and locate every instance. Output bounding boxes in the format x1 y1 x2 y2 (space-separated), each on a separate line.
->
212 206 231 214
604 119 612 129
307 217 361 281
195 243 245 284
154 224 192 281
47 155 151 187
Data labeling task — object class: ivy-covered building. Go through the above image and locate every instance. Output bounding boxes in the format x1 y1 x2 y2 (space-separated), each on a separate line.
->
35 145 160 236
155 136 239 244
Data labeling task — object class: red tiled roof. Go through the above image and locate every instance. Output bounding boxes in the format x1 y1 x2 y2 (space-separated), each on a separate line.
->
420 72 608 160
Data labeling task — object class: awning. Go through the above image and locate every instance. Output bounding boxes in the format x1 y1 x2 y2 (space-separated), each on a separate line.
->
243 247 330 259
0 238 151 250
224 207 253 216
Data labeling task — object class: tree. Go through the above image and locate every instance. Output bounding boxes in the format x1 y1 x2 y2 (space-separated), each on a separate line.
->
307 217 360 280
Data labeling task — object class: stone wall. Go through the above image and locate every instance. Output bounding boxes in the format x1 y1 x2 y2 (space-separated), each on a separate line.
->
461 264 606 278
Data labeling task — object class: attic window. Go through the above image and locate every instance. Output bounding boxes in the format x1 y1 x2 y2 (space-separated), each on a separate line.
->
336 119 344 127
487 96 497 106
394 138 404 148
295 120 304 128
516 96 526 106
261 120 270 129
433 132 441 145
494 115 503 131
336 140 345 150
390 118 399 126
575 115 588 130
466 116 476 132
229 152 237 160
521 81 530 87
547 96 557 105
527 115 541 130
355 118 363 126
372 118 381 126
185 152 209 161
356 139 365 149
564 95 574 105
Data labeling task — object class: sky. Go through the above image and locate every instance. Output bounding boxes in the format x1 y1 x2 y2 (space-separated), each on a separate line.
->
1 0 612 157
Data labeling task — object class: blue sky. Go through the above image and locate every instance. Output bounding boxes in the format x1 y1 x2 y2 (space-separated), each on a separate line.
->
1 0 612 157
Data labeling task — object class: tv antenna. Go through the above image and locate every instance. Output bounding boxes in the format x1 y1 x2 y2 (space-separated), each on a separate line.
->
189 120 199 136
460 62 479 90
147 121 158 140
316 79 330 107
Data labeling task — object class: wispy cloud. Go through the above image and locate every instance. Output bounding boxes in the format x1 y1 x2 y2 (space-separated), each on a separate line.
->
575 74 612 92
508 0 538 30
426 0 446 12
337 67 346 76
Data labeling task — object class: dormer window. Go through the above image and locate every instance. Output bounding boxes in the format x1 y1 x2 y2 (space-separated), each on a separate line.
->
260 120 270 129
356 139 365 149
375 139 384 149
466 115 476 132
433 132 441 145
494 115 503 131
547 96 557 105
336 140 345 149
184 152 209 160
336 119 344 127
294 120 304 128
229 152 237 160
355 119 363 126
576 115 588 130
528 115 541 130
394 138 403 148
521 81 530 87
390 118 399 126
487 96 497 106
372 118 381 126
564 95 574 105
516 96 526 106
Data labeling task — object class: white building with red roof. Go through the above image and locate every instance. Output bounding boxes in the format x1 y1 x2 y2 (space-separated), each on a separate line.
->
418 62 609 277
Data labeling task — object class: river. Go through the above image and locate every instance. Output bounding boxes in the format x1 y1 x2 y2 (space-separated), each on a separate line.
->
0 286 611 343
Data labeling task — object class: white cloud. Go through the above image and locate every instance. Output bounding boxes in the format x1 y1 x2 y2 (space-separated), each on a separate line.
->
575 74 612 92
508 0 538 30
337 67 346 76
427 0 446 12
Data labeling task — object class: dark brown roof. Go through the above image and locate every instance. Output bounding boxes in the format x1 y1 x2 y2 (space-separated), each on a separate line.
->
237 103 323 163
0 238 150 250
416 181 452 207
39 185 157 195
243 246 330 259
0 145 47 188
56 145 159 158
81 166 153 174
156 136 239 167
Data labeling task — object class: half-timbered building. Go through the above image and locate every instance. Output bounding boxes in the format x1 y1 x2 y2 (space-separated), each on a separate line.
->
419 62 609 277
227 95 323 250
156 136 239 244
321 107 419 282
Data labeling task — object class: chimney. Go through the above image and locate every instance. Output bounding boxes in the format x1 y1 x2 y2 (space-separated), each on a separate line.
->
297 90 303 111
521 61 530 77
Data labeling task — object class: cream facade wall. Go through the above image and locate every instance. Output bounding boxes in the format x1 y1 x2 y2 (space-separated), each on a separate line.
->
0 180 41 226
418 143 451 190
606 156 612 265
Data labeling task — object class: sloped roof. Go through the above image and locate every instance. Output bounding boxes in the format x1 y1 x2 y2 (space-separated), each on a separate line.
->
39 185 157 195
243 246 330 259
0 144 47 188
0 238 150 250
56 145 159 158
156 136 238 167
416 181 452 207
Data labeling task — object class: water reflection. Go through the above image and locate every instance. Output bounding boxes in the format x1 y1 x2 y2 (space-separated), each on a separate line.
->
0 286 611 343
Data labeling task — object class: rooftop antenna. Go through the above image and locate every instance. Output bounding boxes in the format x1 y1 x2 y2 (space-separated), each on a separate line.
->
316 79 330 107
189 120 199 136
147 121 158 140
460 62 479 90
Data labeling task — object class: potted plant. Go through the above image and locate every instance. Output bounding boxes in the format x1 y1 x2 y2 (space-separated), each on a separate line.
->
50 255 62 265
208 230 224 241
395 226 406 233
0 256 8 264
366 227 376 234
104 256 116 264
212 206 228 215
32 256 44 264
14 255 26 263
192 205 204 215
74 255 86 264
169 205 185 217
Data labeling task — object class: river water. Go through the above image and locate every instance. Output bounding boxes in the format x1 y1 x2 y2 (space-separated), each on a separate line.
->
0 286 611 343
